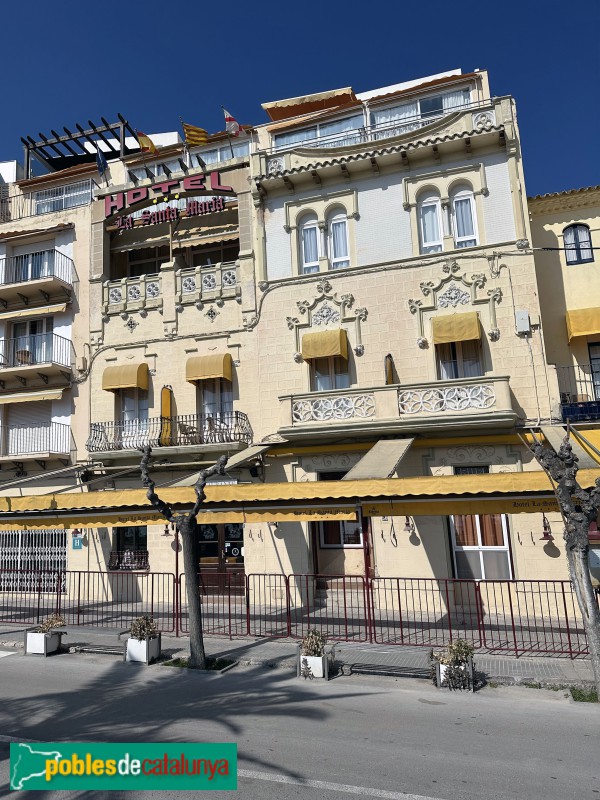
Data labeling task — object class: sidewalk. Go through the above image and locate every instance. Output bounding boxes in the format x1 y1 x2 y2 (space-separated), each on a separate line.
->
0 626 595 688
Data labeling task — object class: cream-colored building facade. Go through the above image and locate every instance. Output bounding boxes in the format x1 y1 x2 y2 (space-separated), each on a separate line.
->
1 69 596 601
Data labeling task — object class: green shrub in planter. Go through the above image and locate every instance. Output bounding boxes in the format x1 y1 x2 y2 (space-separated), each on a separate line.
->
431 639 475 691
298 629 329 680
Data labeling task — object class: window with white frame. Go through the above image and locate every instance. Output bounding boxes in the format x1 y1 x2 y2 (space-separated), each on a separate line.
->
311 357 350 392
197 379 233 418
118 388 149 448
451 186 478 248
564 224 594 265
34 180 92 215
274 115 363 151
449 513 512 580
317 471 363 548
190 140 250 167
436 340 483 380
370 88 471 136
328 212 350 270
299 214 320 274
418 192 443 254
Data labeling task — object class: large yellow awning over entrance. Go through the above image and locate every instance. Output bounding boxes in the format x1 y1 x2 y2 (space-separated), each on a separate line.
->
3 470 600 527
186 353 233 383
566 307 600 342
102 363 149 392
301 329 348 361
432 312 480 344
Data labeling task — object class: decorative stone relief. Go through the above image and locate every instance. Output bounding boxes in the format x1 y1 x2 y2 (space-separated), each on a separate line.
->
447 445 495 463
437 283 470 308
182 276 196 293
146 281 160 298
293 393 376 422
202 274 217 291
127 285 142 301
516 239 530 250
222 270 237 287
267 156 285 176
398 384 496 414
205 306 219 322
408 259 502 347
109 287 123 304
288 280 368 360
125 317 138 332
301 453 362 472
473 110 495 129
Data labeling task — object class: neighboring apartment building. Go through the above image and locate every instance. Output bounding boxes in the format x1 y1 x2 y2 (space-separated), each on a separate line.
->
529 185 600 584
0 69 596 607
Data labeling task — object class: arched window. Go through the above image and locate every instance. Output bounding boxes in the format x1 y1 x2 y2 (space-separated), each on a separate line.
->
327 211 350 270
418 192 443 254
564 224 593 265
299 214 320 274
451 186 478 249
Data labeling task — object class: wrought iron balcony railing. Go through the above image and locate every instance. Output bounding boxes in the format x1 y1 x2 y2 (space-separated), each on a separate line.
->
0 421 70 457
108 550 150 571
556 364 600 422
0 249 73 287
0 333 72 370
86 412 253 452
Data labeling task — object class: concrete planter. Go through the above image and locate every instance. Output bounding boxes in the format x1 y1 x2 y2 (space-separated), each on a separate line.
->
125 633 161 665
25 629 64 656
297 651 329 680
435 658 474 691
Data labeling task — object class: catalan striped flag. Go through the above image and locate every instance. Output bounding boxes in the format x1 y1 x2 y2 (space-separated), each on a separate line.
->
136 131 157 154
182 122 209 146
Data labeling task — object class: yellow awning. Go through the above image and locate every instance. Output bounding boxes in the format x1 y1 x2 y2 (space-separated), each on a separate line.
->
186 353 233 383
0 389 64 405
102 363 149 392
0 303 68 321
3 469 600 515
432 312 480 344
301 329 348 361
566 308 600 342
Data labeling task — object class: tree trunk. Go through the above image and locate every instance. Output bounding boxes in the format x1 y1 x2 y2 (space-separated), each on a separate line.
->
568 545 600 696
179 516 206 669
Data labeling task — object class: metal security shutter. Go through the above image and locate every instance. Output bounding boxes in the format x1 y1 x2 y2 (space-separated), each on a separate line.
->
0 529 67 592
7 401 51 456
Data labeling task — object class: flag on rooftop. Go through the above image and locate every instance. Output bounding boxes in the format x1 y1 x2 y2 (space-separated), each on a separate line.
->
223 108 240 138
136 131 157 154
95 146 109 176
182 122 208 147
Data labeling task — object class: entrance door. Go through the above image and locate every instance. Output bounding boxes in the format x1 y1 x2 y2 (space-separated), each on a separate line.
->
197 523 245 593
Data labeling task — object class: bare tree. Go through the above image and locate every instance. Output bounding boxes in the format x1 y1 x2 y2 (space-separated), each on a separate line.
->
531 435 600 698
140 445 228 669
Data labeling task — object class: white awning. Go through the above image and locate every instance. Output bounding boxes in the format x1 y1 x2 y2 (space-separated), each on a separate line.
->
343 439 414 480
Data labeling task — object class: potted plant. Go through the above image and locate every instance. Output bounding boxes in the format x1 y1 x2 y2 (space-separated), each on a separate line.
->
25 614 66 656
125 615 161 665
431 638 475 691
297 629 328 680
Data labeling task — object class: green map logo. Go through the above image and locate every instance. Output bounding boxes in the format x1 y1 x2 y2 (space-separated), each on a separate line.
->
10 742 237 791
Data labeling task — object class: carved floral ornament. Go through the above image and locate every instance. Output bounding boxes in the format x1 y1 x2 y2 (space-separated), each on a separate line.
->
287 278 368 361
408 260 502 347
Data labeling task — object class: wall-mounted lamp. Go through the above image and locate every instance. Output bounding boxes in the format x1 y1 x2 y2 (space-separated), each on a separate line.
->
403 516 416 535
249 457 265 481
540 514 553 541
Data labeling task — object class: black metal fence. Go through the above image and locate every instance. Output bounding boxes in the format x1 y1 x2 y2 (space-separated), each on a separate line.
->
556 364 600 422
86 411 253 452
0 569 596 658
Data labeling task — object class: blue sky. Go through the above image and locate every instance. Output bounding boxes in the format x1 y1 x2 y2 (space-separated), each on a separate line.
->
2 1 598 196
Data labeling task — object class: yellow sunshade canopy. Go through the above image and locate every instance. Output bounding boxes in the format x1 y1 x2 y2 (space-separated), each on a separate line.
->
432 312 480 345
0 302 69 321
186 353 233 383
566 308 600 342
301 329 348 361
102 362 149 392
0 389 63 405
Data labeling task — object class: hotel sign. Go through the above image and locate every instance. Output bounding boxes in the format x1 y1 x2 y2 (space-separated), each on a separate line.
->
115 197 227 231
105 170 234 219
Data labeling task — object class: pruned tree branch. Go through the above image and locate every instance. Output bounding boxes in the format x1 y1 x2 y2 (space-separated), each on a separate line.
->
189 454 229 519
140 445 176 524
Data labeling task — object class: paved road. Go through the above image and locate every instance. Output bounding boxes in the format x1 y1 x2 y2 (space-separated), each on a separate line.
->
0 649 598 799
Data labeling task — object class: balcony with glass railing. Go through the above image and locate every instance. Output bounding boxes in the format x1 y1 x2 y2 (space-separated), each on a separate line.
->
0 250 74 304
86 412 253 455
0 421 71 461
279 376 515 438
0 333 72 380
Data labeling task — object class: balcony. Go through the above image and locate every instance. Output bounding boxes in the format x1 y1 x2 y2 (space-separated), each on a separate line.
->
108 550 150 571
0 250 73 305
0 179 92 222
556 365 600 422
175 261 240 307
102 273 162 316
0 333 72 381
279 376 516 439
86 412 253 456
0 421 70 462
